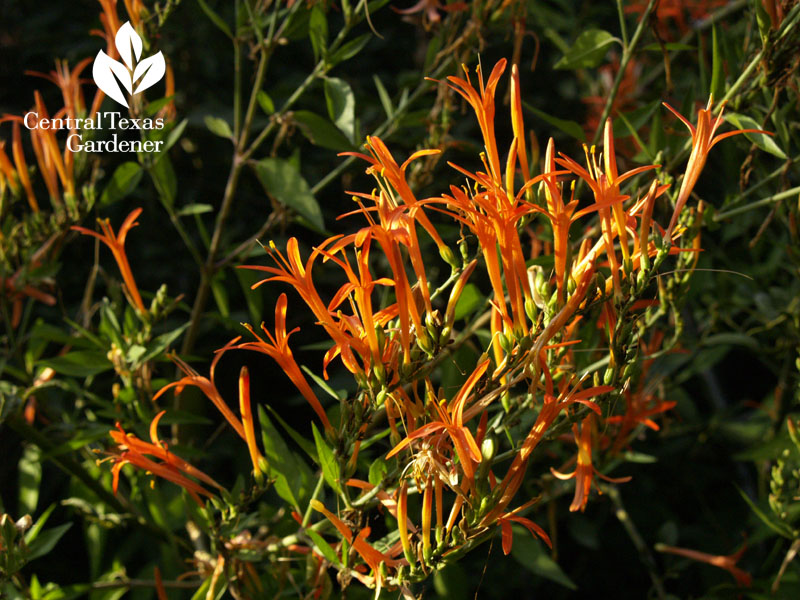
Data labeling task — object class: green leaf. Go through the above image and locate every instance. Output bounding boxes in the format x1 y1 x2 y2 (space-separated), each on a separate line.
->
256 91 275 115
149 153 177 208
735 485 793 539
301 364 344 401
523 101 585 141
197 0 232 39
453 283 483 321
329 34 371 66
39 351 112 377
312 422 341 495
258 407 312 510
293 110 355 151
209 271 230 318
99 162 142 207
724 113 787 159
510 525 577 589
234 267 263 325
309 5 328 62
204 115 233 139
176 203 213 216
265 405 317 463
253 157 325 231
138 323 190 365
18 445 41 514
24 504 56 545
710 23 724 101
610 101 660 138
641 42 695 52
373 75 393 119
368 458 387 487
324 77 356 142
307 530 341 566
554 29 616 70
27 523 72 561
160 118 188 156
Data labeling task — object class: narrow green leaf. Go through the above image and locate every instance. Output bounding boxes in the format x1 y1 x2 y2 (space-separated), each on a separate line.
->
204 115 233 139
324 77 356 142
724 113 787 159
735 485 793 539
293 110 355 151
197 0 233 39
39 351 112 377
329 34 371 66
373 75 393 119
99 162 142 207
301 364 344 401
209 271 230 318
308 5 328 62
24 504 56 545
18 445 42 514
511 525 577 589
27 523 72 561
257 90 275 115
523 101 585 141
149 153 177 208
312 422 341 495
138 323 190 365
265 405 317 463
641 42 695 51
307 530 341 566
259 406 312 510
176 203 213 216
161 118 188 156
710 23 724 100
253 157 325 231
554 29 616 70
234 267 263 325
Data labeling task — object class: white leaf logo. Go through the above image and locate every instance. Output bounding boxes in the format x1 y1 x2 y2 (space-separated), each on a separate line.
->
92 21 166 108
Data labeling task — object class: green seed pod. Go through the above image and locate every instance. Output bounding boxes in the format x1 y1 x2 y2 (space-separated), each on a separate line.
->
440 246 459 269
524 297 538 323
498 332 512 354
376 388 388 407
459 238 470 262
481 435 497 463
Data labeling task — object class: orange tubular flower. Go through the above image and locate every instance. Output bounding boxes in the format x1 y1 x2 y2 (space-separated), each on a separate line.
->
445 60 507 185
551 413 631 512
238 367 265 478
109 411 224 504
9 120 38 212
387 359 490 487
154 341 247 441
498 497 552 555
235 294 333 432
556 119 658 292
321 235 395 376
243 237 369 377
310 499 402 592
657 542 751 587
72 208 146 313
663 95 768 240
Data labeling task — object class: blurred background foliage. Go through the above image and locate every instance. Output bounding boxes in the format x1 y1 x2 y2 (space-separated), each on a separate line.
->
1 0 800 598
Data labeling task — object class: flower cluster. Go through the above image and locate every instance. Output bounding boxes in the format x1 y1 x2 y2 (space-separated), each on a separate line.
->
106 57 761 593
